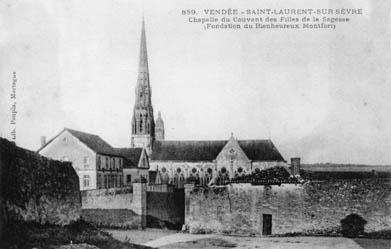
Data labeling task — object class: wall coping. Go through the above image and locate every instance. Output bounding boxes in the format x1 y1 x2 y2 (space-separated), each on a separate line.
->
81 186 133 196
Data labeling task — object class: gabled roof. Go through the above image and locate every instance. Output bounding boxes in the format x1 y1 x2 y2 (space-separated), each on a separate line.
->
151 140 227 162
113 148 144 168
151 139 285 162
66 129 115 155
38 128 117 156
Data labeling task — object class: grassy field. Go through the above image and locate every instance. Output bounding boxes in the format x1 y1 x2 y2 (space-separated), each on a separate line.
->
1 220 152 249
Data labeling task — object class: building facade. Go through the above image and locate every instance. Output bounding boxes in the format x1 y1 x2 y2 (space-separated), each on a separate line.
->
149 135 287 187
38 128 124 190
39 128 150 190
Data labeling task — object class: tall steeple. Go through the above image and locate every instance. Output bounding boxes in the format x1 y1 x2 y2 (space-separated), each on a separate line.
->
131 18 155 155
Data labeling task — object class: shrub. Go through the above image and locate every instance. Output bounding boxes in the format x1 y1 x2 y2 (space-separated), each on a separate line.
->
340 213 367 238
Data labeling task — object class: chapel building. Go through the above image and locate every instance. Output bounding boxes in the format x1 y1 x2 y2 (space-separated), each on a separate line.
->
130 19 289 187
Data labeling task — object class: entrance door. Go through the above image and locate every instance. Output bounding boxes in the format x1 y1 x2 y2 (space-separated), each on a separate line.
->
262 214 272 235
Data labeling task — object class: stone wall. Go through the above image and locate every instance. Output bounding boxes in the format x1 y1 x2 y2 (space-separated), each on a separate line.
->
81 183 146 228
146 188 185 229
81 187 134 209
0 138 81 226
81 209 140 228
185 179 391 235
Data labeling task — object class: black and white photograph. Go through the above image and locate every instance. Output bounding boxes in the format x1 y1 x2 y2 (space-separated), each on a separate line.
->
0 0 390 248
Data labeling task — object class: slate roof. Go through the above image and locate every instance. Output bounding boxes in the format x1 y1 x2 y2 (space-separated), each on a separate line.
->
38 128 117 155
38 128 147 168
151 140 227 162
151 139 285 162
113 148 144 168
65 129 115 155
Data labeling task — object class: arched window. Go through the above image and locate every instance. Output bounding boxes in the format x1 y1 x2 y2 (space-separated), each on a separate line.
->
221 167 227 174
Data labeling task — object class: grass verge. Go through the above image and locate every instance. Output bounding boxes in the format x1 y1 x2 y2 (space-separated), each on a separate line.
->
1 219 152 249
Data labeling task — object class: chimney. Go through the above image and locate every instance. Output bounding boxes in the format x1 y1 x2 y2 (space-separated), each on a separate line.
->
40 136 46 147
291 157 301 176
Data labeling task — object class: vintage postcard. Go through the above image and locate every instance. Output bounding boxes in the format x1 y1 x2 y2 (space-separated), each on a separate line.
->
0 0 390 249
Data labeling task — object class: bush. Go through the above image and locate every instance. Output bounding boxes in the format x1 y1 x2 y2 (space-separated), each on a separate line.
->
340 213 367 238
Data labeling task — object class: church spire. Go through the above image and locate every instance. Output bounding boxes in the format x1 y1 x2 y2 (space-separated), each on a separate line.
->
139 17 149 75
135 17 152 107
131 17 155 154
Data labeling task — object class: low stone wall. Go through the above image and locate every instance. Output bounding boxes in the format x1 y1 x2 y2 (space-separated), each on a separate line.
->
146 188 184 229
81 184 146 228
0 138 81 226
185 179 391 235
81 187 133 209
82 209 140 228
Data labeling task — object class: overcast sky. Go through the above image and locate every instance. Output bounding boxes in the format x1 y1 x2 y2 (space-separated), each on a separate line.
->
0 0 390 164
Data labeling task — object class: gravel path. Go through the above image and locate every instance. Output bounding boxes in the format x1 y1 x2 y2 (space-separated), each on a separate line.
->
107 229 387 249
144 233 215 247
146 234 365 249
